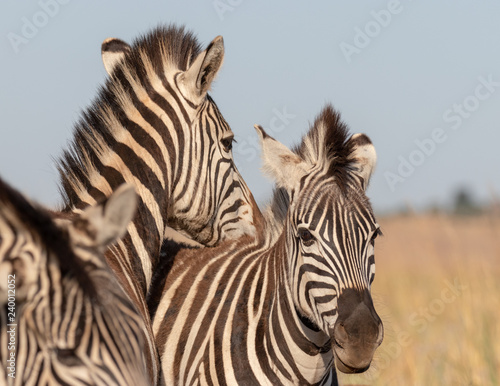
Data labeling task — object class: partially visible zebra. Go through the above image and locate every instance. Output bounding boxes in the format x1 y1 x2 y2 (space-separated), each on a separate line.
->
0 178 151 385
57 25 262 381
152 105 383 385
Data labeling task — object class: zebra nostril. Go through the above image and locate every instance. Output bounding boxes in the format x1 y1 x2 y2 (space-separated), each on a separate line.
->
377 322 384 346
334 323 349 346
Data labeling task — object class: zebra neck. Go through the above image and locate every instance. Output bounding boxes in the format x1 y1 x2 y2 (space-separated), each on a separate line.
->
63 122 184 296
262 239 334 384
59 62 199 289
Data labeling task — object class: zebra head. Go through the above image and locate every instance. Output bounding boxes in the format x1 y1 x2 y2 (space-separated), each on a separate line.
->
257 105 383 374
99 26 258 246
0 181 151 385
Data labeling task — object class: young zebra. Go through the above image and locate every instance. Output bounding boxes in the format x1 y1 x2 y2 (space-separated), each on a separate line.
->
152 105 383 385
57 25 262 382
0 179 151 385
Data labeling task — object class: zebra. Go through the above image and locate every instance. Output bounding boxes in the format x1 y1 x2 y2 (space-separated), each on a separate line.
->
151 105 384 385
0 178 152 385
57 25 262 382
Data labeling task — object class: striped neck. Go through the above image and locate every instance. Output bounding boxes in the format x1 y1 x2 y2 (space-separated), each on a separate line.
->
256 234 334 385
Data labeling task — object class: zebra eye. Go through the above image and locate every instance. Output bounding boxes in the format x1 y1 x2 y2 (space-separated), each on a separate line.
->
221 136 234 152
55 348 82 366
298 228 315 246
371 228 382 243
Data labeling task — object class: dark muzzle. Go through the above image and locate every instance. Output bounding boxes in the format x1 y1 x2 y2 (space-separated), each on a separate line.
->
332 289 383 374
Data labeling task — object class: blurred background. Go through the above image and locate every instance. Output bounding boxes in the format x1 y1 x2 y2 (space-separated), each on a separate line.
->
1 1 499 384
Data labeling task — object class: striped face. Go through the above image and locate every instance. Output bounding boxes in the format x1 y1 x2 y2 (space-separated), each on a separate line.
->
169 96 257 245
0 182 152 385
257 106 383 374
287 177 380 331
286 177 383 373
97 28 258 249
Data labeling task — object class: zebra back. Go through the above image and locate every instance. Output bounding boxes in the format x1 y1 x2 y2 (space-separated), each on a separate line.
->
0 179 152 385
152 105 383 385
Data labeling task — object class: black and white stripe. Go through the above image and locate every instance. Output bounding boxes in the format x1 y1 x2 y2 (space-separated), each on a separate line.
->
152 105 383 385
0 178 151 385
56 25 261 382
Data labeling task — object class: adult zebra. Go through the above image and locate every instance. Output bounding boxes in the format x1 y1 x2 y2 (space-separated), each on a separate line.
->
152 105 384 385
0 178 151 385
57 25 261 382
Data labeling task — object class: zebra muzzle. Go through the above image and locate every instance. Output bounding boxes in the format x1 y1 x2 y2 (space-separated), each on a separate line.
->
331 289 384 374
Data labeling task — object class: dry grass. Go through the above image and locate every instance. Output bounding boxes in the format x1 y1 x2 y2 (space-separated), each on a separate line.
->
338 213 500 386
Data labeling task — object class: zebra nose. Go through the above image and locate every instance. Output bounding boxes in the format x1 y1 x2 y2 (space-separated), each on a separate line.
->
336 301 382 345
334 288 383 346
332 299 383 374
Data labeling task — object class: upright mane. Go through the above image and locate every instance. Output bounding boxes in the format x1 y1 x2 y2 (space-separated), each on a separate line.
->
56 25 202 209
122 25 202 75
293 104 356 190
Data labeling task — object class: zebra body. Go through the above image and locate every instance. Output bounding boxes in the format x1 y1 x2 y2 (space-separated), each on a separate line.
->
0 179 151 385
152 106 383 385
57 25 261 382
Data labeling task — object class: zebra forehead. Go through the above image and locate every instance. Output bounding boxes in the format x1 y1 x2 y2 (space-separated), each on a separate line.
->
295 181 375 229
203 94 232 133
300 174 371 205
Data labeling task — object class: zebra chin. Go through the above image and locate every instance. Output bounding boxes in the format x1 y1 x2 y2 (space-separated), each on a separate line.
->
333 347 375 374
330 288 384 374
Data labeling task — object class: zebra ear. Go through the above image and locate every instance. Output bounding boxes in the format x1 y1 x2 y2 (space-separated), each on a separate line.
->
255 125 310 192
79 184 137 249
101 38 131 76
348 134 377 191
183 36 224 98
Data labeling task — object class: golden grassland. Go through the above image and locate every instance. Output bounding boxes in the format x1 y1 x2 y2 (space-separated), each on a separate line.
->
338 213 500 386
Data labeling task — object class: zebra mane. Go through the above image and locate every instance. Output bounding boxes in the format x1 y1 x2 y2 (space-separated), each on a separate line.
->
293 104 356 191
123 24 202 75
56 25 202 209
0 177 97 298
263 187 290 238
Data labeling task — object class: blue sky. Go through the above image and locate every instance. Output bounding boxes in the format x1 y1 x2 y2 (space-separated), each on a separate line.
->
1 1 499 213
